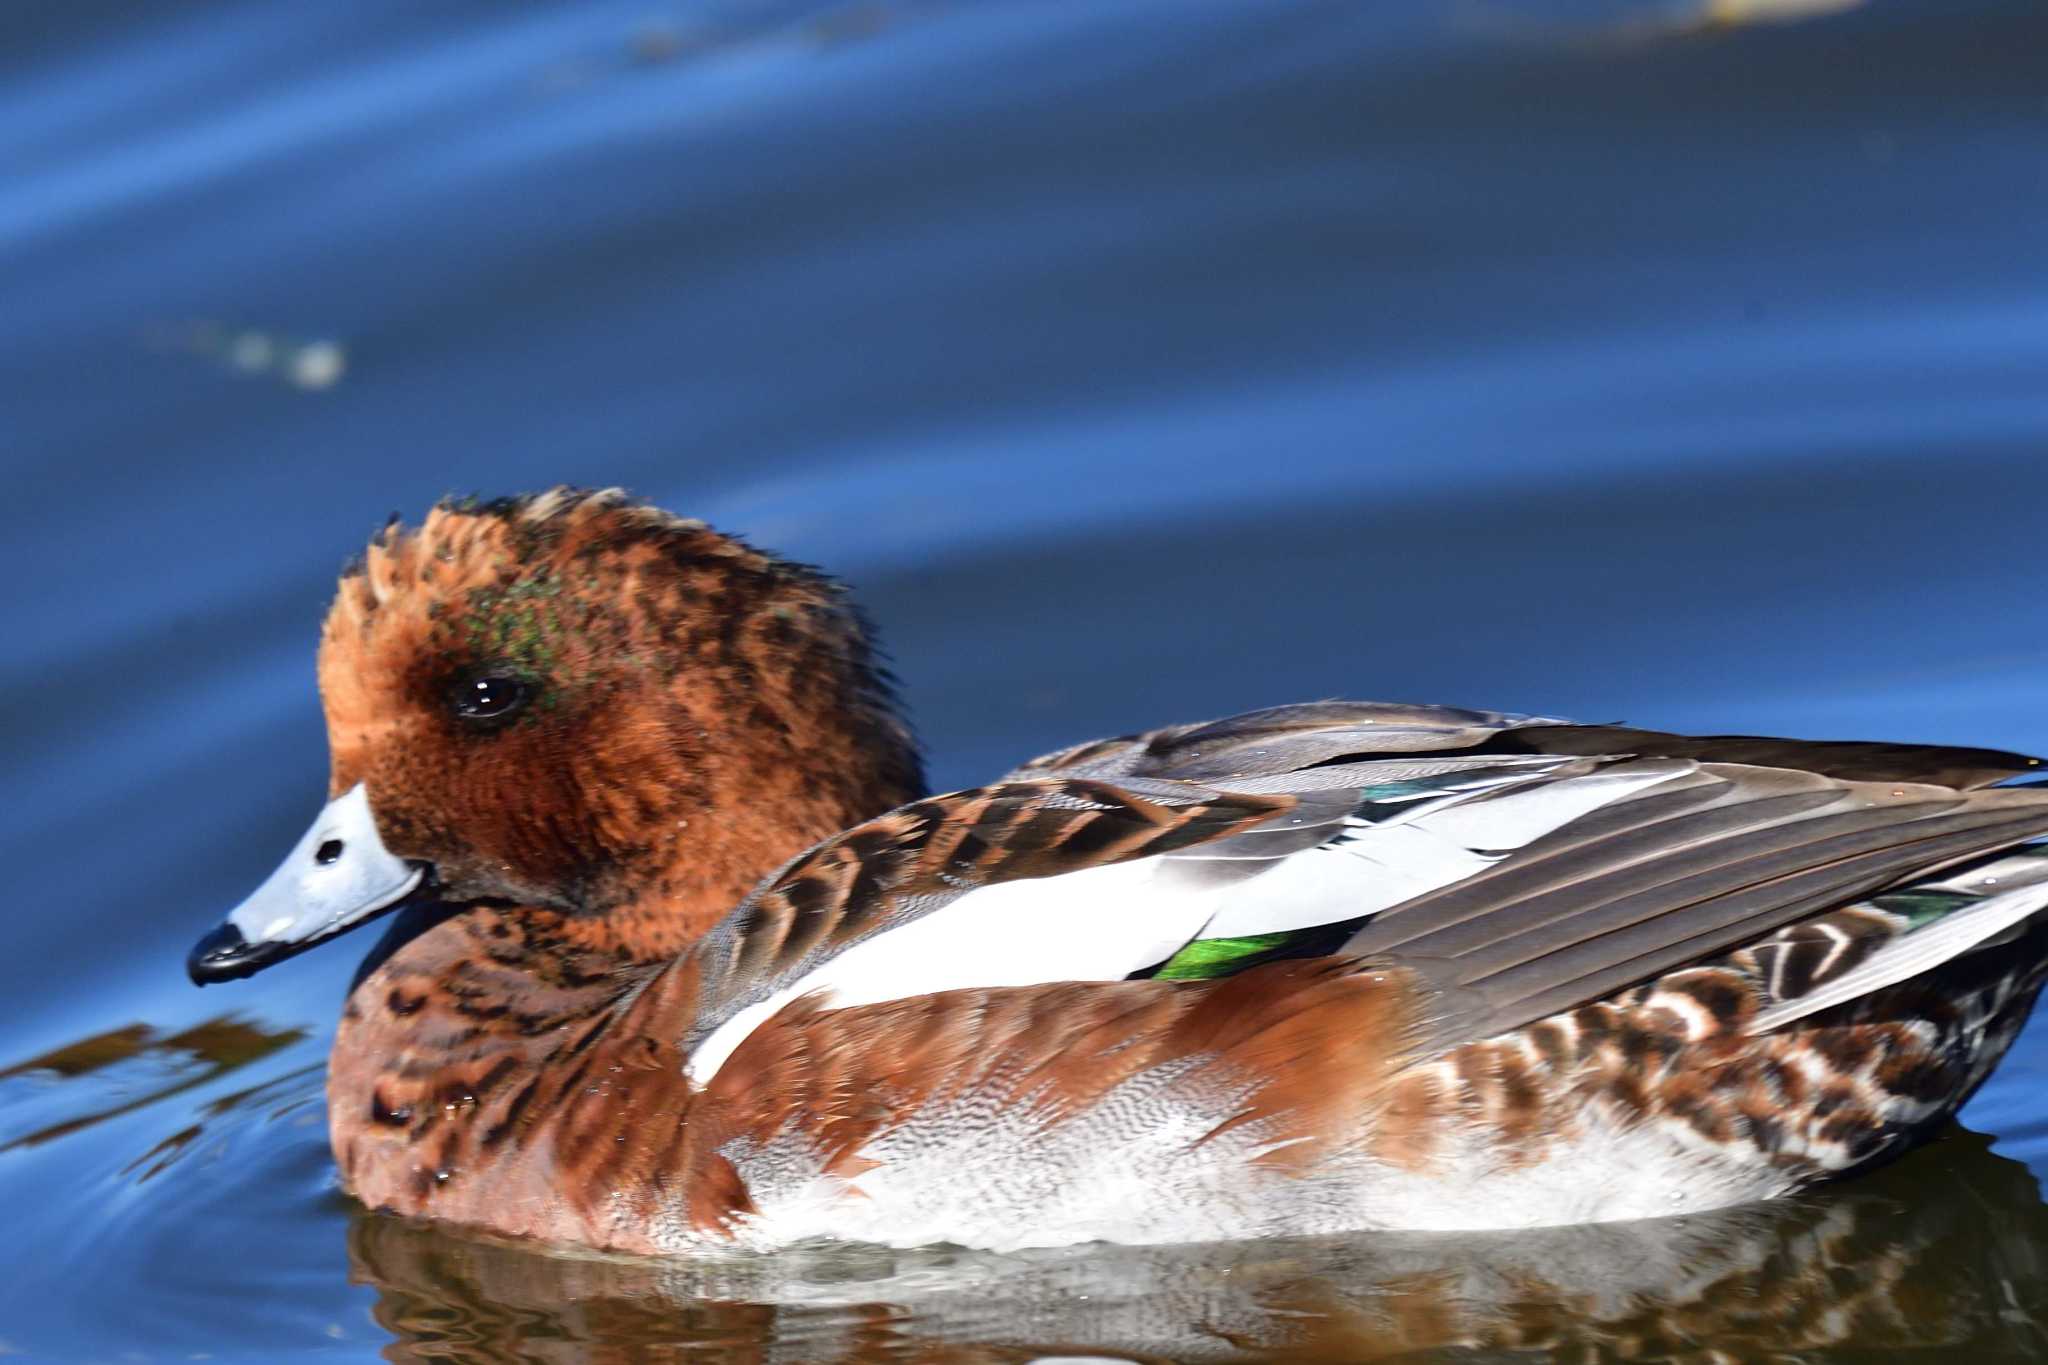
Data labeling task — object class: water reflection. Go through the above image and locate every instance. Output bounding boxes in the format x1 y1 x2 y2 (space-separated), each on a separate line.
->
347 1130 2048 1363
532 1 929 96
0 1014 307 1157
1458 0 1867 49
143 318 349 391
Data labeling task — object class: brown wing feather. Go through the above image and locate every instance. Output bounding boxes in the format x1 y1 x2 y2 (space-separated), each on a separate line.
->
1474 724 2043 790
1345 765 2048 1053
1008 701 2043 791
1006 700 1565 783
685 778 1293 1035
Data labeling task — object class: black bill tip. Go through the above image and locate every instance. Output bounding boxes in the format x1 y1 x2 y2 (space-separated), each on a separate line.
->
187 922 285 985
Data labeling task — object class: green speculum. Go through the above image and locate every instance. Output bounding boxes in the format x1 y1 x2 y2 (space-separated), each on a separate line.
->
1152 932 1297 980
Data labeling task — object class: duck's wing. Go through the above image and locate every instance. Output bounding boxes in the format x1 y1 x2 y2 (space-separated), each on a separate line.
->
1005 697 2048 980
999 700 1574 784
1341 764 2048 1054
679 775 1299 1080
1008 699 2041 791
677 702 2048 1080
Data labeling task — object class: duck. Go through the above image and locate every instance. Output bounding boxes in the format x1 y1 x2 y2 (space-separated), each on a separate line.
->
187 487 2048 1254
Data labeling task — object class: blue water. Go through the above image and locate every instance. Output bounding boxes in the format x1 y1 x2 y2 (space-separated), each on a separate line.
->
7 0 2048 1359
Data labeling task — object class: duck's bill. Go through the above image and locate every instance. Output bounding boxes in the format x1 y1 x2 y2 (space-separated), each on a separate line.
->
188 783 429 985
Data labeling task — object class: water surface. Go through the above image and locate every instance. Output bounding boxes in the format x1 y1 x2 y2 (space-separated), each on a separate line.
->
7 1 2048 1359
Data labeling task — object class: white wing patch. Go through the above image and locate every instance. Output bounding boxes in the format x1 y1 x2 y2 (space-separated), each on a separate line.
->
1198 761 1689 939
686 856 1205 1086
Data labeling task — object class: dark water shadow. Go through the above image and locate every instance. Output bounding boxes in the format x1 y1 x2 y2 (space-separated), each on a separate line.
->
345 1128 2048 1363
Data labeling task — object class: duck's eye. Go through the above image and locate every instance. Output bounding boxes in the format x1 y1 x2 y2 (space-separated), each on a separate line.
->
451 673 532 725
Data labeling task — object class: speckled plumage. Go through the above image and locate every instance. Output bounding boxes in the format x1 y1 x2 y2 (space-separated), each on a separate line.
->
189 488 2048 1254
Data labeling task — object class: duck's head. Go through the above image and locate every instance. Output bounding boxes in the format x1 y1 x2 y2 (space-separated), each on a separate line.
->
189 488 924 985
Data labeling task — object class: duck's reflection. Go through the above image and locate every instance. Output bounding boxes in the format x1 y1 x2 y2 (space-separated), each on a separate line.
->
347 1128 2048 1363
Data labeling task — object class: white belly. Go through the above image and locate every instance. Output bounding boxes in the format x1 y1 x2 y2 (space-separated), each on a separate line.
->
660 1065 1800 1253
